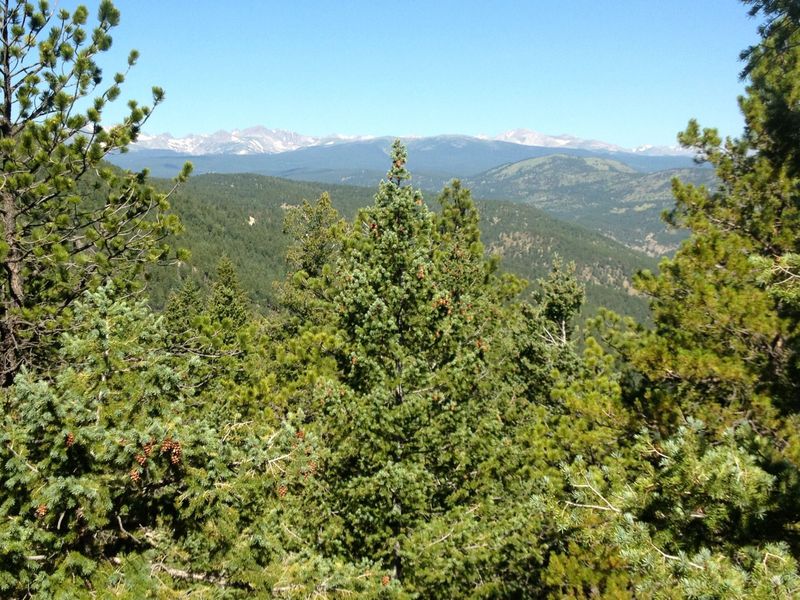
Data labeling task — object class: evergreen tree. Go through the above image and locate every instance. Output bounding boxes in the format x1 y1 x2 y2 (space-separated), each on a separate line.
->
283 143 550 592
0 1 190 385
0 283 324 596
1 284 198 593
262 193 349 420
162 278 203 347
208 254 250 332
556 2 800 595
276 191 347 325
626 0 800 444
283 191 346 281
435 179 484 260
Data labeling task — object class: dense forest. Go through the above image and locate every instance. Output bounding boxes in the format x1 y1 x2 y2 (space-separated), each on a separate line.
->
1 0 799 598
142 173 656 321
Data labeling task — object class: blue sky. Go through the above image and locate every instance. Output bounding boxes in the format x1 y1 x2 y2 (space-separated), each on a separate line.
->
83 1 760 148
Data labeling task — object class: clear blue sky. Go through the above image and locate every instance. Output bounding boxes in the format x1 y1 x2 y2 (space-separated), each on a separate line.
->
78 0 760 148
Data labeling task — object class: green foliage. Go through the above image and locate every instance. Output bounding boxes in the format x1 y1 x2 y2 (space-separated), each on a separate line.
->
209 255 251 332
0 282 332 597
8 1 800 596
752 252 800 307
163 277 203 343
556 2 800 596
557 420 800 600
311 143 511 572
622 0 800 440
261 144 585 596
537 256 585 340
144 172 654 321
1 283 196 593
0 1 190 385
276 191 348 324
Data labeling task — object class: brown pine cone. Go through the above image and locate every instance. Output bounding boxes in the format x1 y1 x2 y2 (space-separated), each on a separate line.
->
143 440 155 457
170 442 182 465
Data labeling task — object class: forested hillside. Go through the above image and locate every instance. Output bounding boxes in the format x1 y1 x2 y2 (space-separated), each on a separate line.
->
2 1 799 598
466 155 717 254
146 173 655 320
112 139 711 258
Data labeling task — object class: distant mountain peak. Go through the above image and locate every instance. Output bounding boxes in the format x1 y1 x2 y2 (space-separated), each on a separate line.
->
486 128 691 156
132 126 691 157
492 128 626 152
133 128 375 156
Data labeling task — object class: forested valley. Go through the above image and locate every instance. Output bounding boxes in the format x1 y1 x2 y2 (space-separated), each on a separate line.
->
2 0 800 598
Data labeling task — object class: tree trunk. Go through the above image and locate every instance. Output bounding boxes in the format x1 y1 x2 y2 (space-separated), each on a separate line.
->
1 189 22 386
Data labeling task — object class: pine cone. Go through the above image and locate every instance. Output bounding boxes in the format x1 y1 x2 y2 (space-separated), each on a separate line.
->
35 504 48 519
277 485 288 498
170 442 182 465
65 432 75 447
129 468 141 482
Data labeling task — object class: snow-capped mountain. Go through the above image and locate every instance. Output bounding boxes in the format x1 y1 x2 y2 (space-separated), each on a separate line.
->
486 128 628 153
487 129 691 156
133 126 375 156
629 143 692 156
131 126 689 157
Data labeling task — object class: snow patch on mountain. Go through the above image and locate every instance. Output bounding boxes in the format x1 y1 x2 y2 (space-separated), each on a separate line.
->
132 126 690 157
487 129 691 156
133 127 375 155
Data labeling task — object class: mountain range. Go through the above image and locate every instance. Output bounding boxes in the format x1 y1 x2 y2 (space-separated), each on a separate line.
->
134 126 373 155
132 126 690 157
111 132 711 257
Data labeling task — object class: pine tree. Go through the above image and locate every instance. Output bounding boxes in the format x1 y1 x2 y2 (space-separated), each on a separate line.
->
292 143 534 588
208 254 250 332
556 2 800 594
276 191 347 325
0 283 322 595
163 279 202 335
0 283 197 593
627 0 800 444
0 1 191 385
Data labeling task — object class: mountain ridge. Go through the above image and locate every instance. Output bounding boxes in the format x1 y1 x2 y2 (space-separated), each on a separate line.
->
145 172 656 322
132 126 691 157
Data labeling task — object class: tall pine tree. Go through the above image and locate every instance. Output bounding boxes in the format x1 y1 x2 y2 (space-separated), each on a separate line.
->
0 1 190 385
